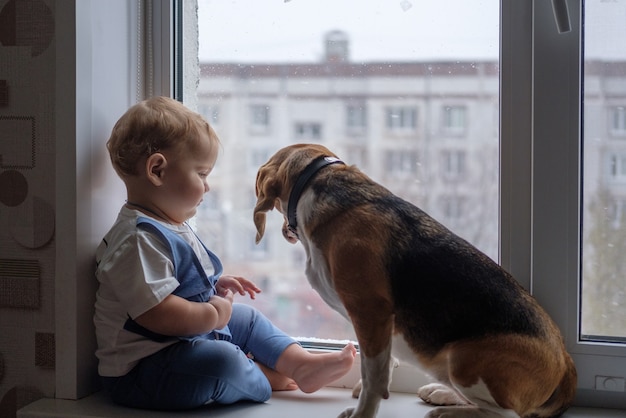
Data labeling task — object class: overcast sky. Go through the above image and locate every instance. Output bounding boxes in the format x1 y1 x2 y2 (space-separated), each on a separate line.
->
197 0 500 63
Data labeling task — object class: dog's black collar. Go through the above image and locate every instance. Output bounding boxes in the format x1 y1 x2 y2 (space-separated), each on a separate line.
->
287 155 345 238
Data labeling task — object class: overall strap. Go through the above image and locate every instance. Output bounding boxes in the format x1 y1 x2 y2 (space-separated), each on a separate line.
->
123 217 230 342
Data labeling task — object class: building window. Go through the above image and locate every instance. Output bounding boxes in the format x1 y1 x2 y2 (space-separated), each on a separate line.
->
609 106 626 136
440 196 464 222
249 104 270 133
608 153 626 181
385 150 418 178
294 122 322 140
346 103 367 134
442 105 467 135
385 106 417 132
441 150 466 179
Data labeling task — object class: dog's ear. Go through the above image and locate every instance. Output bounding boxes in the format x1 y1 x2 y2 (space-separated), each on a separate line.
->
253 164 281 244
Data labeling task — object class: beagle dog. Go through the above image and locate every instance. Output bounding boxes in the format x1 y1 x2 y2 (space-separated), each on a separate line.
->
253 144 576 418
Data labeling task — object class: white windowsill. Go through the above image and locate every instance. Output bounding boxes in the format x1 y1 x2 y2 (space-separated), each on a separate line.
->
17 387 626 418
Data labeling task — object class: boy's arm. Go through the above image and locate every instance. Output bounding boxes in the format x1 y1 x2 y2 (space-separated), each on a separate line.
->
134 290 234 336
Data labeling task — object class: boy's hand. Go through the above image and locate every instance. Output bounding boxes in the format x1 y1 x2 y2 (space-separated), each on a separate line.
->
216 275 262 300
209 289 233 329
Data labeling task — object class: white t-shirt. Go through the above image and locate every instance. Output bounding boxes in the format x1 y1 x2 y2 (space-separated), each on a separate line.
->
94 207 215 377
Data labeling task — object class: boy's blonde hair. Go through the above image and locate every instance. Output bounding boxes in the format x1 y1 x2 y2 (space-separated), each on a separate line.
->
107 96 219 177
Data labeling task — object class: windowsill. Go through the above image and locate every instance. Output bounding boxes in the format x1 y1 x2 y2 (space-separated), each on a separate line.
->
17 387 626 418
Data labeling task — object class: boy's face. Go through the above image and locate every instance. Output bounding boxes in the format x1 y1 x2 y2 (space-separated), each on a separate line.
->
157 132 217 224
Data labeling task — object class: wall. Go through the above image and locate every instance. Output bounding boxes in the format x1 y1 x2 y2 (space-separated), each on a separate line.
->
0 0 137 415
0 0 58 415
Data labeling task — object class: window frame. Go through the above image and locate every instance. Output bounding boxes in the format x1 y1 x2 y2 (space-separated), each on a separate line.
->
526 0 626 409
173 0 626 407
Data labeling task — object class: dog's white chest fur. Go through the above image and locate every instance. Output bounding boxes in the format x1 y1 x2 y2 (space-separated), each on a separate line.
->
301 238 350 320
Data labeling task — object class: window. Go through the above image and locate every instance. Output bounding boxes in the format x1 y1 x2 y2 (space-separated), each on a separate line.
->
385 150 419 178
442 105 467 135
385 106 417 132
194 0 498 345
194 1 498 347
608 153 626 182
346 103 367 134
439 195 464 223
609 106 626 137
249 104 270 133
294 122 322 140
49 0 626 406
527 0 626 408
581 1 626 343
441 150 466 179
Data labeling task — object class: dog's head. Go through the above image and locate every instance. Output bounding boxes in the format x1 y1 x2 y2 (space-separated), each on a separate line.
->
253 143 340 244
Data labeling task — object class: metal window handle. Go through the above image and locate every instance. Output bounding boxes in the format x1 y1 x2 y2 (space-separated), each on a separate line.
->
552 0 571 33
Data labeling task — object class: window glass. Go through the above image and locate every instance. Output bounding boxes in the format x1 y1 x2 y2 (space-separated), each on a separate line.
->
195 0 499 341
582 0 626 342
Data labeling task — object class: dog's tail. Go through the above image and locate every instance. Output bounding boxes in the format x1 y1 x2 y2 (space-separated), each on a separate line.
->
526 353 577 418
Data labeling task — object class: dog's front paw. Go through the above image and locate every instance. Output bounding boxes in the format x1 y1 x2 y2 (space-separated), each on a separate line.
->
351 379 362 398
337 406 356 418
418 383 467 406
337 405 377 418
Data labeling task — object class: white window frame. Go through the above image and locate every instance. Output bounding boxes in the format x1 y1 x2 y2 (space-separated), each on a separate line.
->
506 0 626 409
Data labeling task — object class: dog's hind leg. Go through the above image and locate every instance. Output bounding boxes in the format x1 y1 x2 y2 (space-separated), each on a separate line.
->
440 335 571 418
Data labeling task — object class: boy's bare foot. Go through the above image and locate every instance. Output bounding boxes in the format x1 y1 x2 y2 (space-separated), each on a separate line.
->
256 362 299 391
277 343 357 394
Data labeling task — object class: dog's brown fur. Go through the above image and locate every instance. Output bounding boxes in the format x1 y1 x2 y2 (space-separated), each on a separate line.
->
254 144 576 418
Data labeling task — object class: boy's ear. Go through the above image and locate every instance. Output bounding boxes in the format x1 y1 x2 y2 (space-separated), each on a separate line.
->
146 153 167 185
